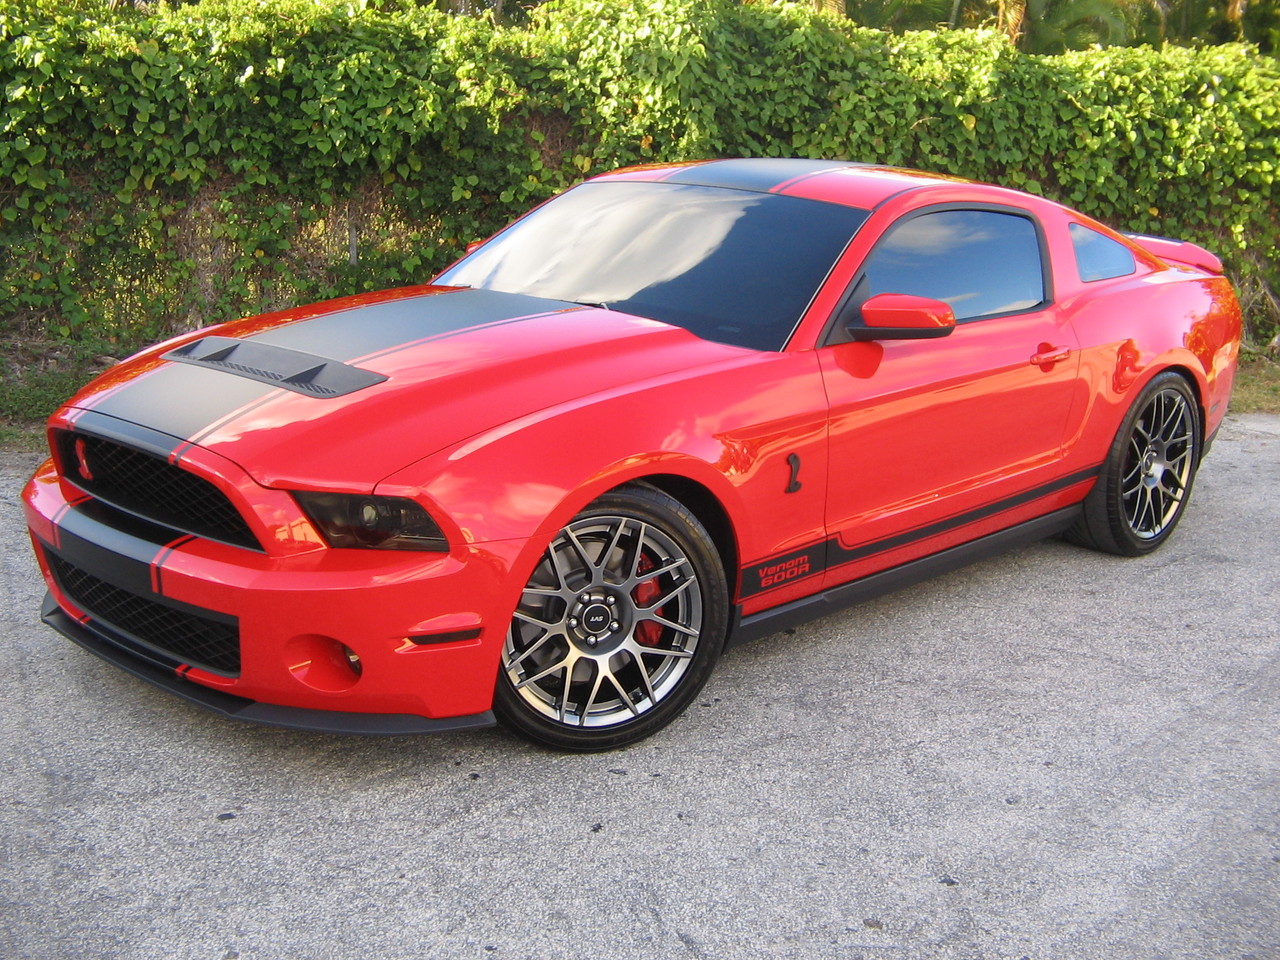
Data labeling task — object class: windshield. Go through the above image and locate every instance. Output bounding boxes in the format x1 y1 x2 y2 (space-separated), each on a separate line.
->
436 181 869 351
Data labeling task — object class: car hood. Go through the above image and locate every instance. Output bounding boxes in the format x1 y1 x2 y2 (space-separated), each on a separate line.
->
65 286 750 489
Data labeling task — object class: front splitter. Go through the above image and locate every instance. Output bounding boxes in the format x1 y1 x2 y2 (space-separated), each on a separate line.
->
41 592 497 736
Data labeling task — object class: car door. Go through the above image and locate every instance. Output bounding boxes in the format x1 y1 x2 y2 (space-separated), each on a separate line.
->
817 205 1084 588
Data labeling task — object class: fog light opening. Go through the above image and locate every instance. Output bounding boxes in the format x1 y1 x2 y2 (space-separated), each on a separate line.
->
285 634 364 693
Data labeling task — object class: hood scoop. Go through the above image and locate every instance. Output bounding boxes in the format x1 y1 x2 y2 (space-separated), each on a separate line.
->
163 336 388 398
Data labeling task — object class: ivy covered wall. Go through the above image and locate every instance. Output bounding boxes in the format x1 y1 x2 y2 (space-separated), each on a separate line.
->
2 0 1276 346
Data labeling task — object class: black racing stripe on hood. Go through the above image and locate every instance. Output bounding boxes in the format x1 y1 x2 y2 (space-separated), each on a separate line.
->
163 336 388 398
85 363 280 445
248 288 578 362
66 409 189 460
79 288 579 444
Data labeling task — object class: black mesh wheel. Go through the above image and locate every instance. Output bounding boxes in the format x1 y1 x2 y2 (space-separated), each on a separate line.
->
1070 372 1201 556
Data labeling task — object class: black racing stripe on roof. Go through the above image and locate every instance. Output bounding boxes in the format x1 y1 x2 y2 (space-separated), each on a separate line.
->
870 183 932 212
663 158 859 194
248 288 577 362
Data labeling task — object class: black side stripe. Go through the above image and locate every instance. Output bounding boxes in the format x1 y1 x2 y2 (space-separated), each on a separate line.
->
739 466 1100 598
827 466 1100 569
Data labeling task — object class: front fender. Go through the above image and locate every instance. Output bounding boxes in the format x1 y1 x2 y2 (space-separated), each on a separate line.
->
377 348 831 603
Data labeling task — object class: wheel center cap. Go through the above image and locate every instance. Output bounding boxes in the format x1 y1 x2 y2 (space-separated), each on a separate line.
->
581 603 611 634
569 592 627 653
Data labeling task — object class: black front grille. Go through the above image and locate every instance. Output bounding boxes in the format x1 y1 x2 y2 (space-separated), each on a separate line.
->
48 551 241 676
55 431 259 550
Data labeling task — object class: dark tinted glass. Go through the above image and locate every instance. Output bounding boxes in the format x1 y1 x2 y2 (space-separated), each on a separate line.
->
437 181 868 351
861 209 1045 321
1070 223 1137 282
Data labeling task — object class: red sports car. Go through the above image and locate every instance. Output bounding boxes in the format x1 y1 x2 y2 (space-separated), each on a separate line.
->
23 159 1241 750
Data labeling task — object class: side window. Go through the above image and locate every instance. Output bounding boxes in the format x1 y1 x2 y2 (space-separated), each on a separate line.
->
860 209 1046 321
1070 222 1136 282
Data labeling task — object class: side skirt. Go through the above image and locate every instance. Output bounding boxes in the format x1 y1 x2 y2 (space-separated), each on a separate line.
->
729 505 1081 648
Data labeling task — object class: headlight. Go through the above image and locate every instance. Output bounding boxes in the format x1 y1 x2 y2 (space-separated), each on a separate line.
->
294 492 448 551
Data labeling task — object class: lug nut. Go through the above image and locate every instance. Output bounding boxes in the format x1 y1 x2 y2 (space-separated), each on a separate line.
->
610 621 620 632
569 618 578 628
586 637 598 647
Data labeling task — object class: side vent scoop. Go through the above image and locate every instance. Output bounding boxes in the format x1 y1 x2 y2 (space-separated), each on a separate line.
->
163 336 387 397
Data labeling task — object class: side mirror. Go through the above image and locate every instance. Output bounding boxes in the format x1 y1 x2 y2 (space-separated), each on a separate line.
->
848 293 956 341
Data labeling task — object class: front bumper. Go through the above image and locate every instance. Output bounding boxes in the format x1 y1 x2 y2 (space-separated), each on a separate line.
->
41 593 495 735
25 459 523 730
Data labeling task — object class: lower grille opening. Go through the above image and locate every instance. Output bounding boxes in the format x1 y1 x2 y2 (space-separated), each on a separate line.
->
47 551 241 676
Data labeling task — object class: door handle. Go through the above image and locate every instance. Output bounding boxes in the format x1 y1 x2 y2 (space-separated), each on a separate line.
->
1031 344 1071 368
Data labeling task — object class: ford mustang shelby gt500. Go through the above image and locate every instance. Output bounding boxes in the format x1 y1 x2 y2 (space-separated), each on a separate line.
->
24 159 1241 750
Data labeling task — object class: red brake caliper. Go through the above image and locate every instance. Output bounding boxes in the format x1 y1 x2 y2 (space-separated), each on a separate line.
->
632 553 663 647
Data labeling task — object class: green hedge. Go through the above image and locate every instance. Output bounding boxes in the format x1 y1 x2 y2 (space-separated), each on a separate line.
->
2 0 1277 348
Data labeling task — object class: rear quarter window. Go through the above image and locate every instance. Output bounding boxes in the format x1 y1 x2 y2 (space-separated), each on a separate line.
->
1070 223 1137 282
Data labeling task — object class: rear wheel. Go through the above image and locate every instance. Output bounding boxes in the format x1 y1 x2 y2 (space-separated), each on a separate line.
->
495 484 729 751
1070 372 1201 556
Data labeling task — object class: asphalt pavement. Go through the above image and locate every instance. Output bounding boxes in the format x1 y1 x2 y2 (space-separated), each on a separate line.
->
2 416 1277 960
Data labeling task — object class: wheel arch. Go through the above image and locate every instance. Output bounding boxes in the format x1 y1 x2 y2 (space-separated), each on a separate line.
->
508 461 745 601
1146 361 1209 460
494 473 736 750
422 448 751 642
1101 352 1208 461
1068 364 1204 556
628 473 740 598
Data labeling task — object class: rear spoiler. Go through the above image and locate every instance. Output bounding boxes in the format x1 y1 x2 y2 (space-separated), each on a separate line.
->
1124 233 1224 275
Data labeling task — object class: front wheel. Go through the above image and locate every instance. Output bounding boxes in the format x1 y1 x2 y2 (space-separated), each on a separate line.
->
1070 372 1201 556
494 484 730 751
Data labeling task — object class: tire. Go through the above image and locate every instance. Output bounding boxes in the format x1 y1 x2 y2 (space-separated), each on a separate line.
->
494 484 729 751
1070 371 1201 556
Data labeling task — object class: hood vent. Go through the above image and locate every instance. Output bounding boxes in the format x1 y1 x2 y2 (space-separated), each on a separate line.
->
163 336 387 397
